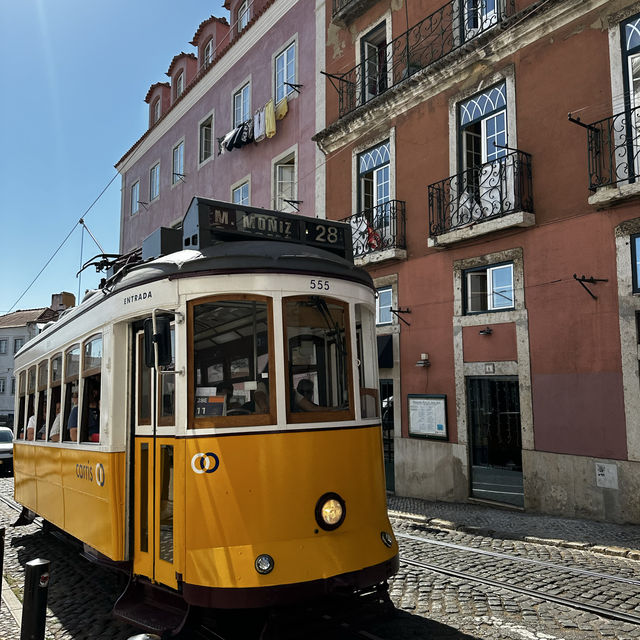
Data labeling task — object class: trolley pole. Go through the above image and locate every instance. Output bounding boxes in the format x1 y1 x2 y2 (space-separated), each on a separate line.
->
20 558 50 640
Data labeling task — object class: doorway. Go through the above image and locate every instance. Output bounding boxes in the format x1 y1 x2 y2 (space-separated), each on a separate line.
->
467 376 523 507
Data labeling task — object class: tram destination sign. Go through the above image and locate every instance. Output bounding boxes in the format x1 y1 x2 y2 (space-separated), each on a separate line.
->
182 197 352 261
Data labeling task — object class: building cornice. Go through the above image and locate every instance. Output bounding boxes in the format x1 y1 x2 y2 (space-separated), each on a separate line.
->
314 0 613 155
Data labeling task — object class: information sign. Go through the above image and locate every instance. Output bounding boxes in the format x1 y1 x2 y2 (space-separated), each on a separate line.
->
408 394 448 439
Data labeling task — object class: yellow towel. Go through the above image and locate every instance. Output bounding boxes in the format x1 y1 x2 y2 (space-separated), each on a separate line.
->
275 97 288 120
265 99 276 138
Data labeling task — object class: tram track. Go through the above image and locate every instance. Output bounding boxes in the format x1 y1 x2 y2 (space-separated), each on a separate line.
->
396 530 640 626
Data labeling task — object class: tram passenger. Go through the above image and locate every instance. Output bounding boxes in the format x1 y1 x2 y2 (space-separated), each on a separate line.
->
87 388 100 442
293 379 326 412
49 402 61 442
242 381 269 414
26 414 36 440
217 381 240 413
67 392 79 441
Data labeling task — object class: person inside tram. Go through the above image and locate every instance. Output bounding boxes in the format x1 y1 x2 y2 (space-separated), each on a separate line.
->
293 378 326 412
67 392 79 441
87 387 100 442
26 413 36 440
48 402 61 442
217 381 241 414
241 381 269 414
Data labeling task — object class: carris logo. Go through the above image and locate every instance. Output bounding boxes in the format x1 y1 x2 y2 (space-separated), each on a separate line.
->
191 452 220 475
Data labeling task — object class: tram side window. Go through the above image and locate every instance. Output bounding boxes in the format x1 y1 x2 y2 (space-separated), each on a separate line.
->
48 354 62 442
80 335 102 443
191 298 273 427
16 372 26 439
355 304 380 419
284 296 352 421
137 333 152 426
36 361 48 440
63 345 80 442
26 366 36 440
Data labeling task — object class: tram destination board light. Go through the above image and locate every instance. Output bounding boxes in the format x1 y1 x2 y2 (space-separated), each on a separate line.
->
180 197 353 261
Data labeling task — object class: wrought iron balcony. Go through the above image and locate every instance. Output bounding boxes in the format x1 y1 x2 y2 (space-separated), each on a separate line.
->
332 0 373 23
428 150 533 237
328 0 515 119
586 107 640 191
342 200 406 259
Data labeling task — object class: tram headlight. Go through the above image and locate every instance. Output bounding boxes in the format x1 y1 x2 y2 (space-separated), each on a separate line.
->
315 492 346 531
255 554 275 575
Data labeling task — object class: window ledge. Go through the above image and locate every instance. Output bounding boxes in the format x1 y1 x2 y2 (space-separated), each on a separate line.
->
354 247 407 267
428 210 535 247
588 182 640 208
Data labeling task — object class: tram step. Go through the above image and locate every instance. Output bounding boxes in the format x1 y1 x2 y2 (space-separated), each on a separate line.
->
113 578 190 637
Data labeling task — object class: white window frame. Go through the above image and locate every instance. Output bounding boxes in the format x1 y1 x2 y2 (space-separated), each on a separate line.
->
232 180 250 205
149 163 160 201
152 98 161 124
172 140 184 185
354 12 393 108
376 286 393 325
233 81 251 128
272 146 297 212
203 39 214 67
274 40 297 104
131 181 140 215
238 1 249 32
465 262 514 313
0 379 5 394
199 112 214 165
0 339 6 354
175 71 184 99
14 338 24 354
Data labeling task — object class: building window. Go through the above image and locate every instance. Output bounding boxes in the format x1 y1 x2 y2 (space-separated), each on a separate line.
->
14 338 24 353
150 163 160 201
233 82 250 127
275 42 296 104
175 71 184 99
0 339 6 354
274 154 296 212
172 141 184 184
131 181 140 215
152 98 161 124
361 22 387 104
376 287 393 325
203 38 214 67
199 116 213 163
232 182 249 205
0 379 5 394
464 262 514 313
464 0 499 40
238 1 249 32
632 234 640 293
11 378 15 395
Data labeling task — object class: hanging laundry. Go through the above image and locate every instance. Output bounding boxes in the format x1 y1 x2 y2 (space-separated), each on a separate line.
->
254 107 266 142
240 119 254 145
219 129 236 154
275 96 288 120
232 123 245 149
265 99 276 138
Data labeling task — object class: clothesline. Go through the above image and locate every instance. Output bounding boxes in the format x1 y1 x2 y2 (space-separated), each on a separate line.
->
218 96 289 155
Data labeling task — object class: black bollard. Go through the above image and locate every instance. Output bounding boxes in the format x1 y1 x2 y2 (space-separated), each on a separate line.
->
20 558 50 640
0 527 4 612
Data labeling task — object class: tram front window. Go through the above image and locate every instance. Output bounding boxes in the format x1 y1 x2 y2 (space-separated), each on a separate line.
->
284 296 352 421
191 297 273 427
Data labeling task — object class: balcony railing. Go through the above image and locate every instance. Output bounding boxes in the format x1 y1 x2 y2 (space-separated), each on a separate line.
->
587 107 640 191
332 0 372 22
428 150 533 237
330 0 515 119
342 200 406 258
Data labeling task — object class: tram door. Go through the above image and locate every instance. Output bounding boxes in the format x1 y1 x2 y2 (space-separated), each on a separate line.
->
132 327 179 589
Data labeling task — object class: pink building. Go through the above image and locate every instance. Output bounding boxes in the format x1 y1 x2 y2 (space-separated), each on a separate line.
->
117 0 326 254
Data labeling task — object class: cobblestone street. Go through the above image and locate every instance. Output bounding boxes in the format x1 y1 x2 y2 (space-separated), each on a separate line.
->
2 477 640 639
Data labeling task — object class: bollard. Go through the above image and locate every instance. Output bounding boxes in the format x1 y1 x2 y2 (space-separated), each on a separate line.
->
20 558 50 640
0 527 4 612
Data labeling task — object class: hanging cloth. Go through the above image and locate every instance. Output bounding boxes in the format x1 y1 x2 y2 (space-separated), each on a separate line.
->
265 99 276 138
254 107 266 142
275 96 288 120
220 129 236 154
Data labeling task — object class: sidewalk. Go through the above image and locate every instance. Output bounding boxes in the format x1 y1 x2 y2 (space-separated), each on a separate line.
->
387 495 640 559
1 576 22 640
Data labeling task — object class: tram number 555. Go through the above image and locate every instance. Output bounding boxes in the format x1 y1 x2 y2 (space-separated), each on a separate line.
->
310 279 330 291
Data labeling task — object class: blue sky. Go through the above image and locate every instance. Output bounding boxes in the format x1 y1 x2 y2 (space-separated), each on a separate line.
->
0 1 227 314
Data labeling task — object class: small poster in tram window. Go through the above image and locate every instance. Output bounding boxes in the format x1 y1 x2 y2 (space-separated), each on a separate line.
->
408 394 448 439
195 387 226 417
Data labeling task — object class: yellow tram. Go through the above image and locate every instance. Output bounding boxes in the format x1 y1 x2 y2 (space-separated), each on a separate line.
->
12 198 399 634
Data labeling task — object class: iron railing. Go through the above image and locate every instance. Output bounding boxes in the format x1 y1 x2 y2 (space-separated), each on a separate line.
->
332 0 372 21
331 0 515 119
587 107 640 191
342 200 406 258
428 150 533 237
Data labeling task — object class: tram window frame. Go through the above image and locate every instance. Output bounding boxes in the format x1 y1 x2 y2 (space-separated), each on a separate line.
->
36 361 48 440
158 323 176 427
355 303 380 419
137 332 152 426
283 296 355 424
80 334 102 444
188 294 276 429
16 371 26 439
63 344 81 442
26 366 37 440
48 353 63 442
